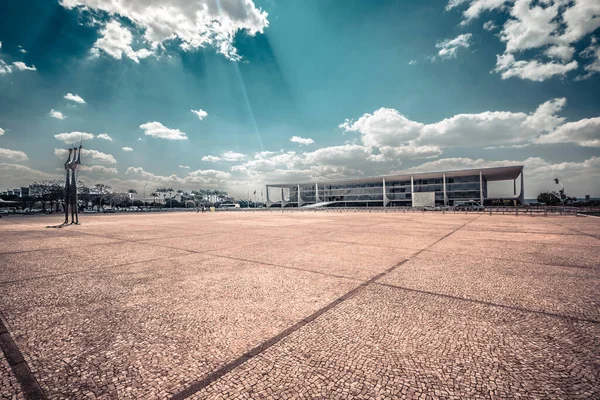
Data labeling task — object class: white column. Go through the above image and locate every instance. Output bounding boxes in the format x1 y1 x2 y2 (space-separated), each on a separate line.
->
281 186 286 208
297 184 303 207
382 178 388 207
410 176 414 207
519 170 525 205
443 173 447 206
479 170 484 206
315 183 320 203
266 185 272 208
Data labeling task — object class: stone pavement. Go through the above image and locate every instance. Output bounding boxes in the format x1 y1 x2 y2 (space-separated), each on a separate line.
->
0 211 598 399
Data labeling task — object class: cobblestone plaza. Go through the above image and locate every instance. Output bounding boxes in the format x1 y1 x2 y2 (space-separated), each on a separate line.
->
1 212 599 399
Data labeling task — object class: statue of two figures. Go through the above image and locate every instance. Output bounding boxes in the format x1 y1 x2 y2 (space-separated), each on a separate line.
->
63 144 82 225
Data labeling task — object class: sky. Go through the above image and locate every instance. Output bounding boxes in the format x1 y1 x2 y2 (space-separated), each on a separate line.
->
0 0 599 199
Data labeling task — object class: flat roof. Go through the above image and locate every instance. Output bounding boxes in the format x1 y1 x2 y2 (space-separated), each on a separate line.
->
267 165 523 187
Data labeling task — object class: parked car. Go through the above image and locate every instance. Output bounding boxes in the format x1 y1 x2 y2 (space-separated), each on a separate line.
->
422 205 437 211
454 201 484 211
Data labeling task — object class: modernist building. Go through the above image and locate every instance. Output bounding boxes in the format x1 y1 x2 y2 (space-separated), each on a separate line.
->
266 165 524 208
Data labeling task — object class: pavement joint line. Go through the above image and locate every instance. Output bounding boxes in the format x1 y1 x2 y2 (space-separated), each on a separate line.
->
0 317 47 399
207 254 366 283
171 257 411 400
0 238 126 256
373 282 600 325
172 217 480 399
0 254 193 286
542 219 600 241
419 248 599 271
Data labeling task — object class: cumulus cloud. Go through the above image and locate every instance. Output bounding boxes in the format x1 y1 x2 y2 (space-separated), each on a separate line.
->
0 60 12 74
140 121 187 140
180 165 190 169
54 131 95 143
125 166 231 186
64 93 86 104
0 163 61 188
0 148 28 162
341 97 596 148
202 151 245 162
91 20 153 63
54 148 117 164
409 59 418 65
191 109 208 120
79 165 118 174
96 133 113 141
434 33 472 59
483 20 498 31
446 0 600 81
122 147 133 152
49 110 67 120
290 136 314 145
578 37 600 79
0 127 5 136
12 61 36 71
60 0 270 61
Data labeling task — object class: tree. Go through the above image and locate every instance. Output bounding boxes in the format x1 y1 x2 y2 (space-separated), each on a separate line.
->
128 189 137 201
94 183 112 209
537 192 561 206
30 180 64 212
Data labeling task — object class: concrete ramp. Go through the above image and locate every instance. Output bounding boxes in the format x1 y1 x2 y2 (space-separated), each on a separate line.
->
301 201 339 208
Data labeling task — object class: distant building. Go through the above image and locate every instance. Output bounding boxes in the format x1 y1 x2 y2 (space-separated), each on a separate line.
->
266 166 524 208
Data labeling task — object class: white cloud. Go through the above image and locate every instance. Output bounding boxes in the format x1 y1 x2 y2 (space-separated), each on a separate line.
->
0 60 12 74
60 0 270 61
494 53 578 81
290 136 314 145
447 0 600 81
64 93 86 104
49 109 67 120
340 108 424 147
191 109 208 120
122 147 133 152
125 166 231 186
536 118 600 147
97 133 113 141
223 151 245 161
435 33 472 59
409 59 417 65
341 97 599 149
202 155 222 162
12 61 36 71
54 131 95 143
79 165 118 175
0 163 61 188
180 165 190 169
18 45 26 54
0 127 4 136
483 20 498 31
92 20 153 63
0 148 28 162
54 148 117 164
140 121 187 140
578 37 600 79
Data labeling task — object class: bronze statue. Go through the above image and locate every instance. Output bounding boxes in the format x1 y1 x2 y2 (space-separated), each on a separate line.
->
62 141 82 225
63 147 73 224
69 144 82 224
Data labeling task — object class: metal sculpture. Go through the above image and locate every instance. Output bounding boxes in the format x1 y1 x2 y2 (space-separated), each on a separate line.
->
62 141 82 225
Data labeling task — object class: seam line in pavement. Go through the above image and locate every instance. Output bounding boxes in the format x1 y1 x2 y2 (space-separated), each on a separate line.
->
171 258 411 400
374 282 600 324
543 219 600 241
0 317 47 400
171 215 480 399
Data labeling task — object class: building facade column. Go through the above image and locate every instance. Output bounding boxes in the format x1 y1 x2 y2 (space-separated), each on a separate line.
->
315 182 321 203
382 178 389 207
443 173 447 206
410 176 414 207
297 184 303 207
519 169 525 205
479 170 484 206
281 185 287 208
266 185 272 208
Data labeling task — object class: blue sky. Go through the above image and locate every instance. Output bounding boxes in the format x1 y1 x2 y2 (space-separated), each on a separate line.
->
0 0 599 198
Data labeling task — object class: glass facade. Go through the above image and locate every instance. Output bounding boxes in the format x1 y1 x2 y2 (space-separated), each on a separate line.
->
266 169 510 208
